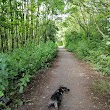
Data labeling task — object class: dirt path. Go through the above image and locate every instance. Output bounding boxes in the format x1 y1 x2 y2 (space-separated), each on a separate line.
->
18 47 107 110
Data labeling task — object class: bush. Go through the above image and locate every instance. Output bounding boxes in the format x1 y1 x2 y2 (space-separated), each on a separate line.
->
65 32 110 75
66 42 75 52
0 41 57 102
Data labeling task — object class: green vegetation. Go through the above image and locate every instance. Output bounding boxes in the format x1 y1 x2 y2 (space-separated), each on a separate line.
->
62 0 110 75
65 32 110 75
58 0 110 107
0 0 110 109
0 41 57 108
0 0 65 109
0 0 64 52
93 80 110 96
93 79 110 109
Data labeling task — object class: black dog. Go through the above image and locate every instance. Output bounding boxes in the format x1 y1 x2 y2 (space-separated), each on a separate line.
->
48 85 70 110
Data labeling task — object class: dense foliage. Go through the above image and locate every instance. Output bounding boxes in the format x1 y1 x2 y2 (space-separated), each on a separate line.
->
0 41 57 108
0 0 110 109
0 0 66 109
65 32 110 74
62 0 110 75
0 0 64 52
57 0 110 105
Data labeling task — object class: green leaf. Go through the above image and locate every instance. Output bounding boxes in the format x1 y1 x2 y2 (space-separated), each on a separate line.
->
19 86 23 93
5 108 11 110
0 91 4 97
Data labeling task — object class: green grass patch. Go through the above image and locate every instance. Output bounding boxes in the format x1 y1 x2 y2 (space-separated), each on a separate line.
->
93 79 110 95
92 79 110 109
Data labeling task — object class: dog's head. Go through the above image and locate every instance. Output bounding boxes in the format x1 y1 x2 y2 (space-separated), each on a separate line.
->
59 85 70 93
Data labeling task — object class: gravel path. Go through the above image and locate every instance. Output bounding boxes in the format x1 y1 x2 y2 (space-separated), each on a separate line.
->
18 47 107 110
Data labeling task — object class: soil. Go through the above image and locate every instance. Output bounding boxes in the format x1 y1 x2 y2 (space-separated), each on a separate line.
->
18 47 108 110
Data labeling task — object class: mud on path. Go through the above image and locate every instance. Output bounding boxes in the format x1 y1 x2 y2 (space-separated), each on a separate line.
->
18 47 107 110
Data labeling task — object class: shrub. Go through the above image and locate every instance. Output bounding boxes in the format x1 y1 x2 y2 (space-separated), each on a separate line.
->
0 41 57 102
65 32 110 75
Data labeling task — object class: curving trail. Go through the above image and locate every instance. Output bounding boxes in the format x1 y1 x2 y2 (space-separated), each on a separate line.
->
19 47 107 110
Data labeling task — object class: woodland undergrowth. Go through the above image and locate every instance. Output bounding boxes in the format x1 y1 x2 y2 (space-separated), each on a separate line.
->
0 41 57 109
